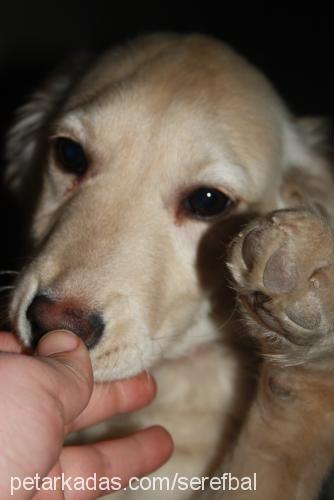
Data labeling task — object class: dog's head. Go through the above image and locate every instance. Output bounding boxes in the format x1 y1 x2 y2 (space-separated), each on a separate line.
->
5 34 328 380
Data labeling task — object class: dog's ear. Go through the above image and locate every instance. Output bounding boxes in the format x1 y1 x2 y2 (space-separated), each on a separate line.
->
4 54 91 194
281 117 334 215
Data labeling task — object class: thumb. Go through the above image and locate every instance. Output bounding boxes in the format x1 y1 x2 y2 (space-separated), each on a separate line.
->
36 330 94 424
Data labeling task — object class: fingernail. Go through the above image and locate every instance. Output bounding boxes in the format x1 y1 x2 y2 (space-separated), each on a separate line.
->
37 330 80 356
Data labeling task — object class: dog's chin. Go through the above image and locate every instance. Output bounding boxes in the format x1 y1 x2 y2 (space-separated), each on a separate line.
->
88 335 159 382
92 363 143 382
90 351 153 382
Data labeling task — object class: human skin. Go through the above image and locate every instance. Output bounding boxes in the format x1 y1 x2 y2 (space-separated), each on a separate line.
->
0 330 173 499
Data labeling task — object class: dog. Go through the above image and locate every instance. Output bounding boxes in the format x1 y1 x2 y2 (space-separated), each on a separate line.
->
4 33 334 499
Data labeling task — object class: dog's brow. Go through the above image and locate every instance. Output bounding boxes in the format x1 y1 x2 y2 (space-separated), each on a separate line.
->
197 162 255 202
52 114 89 141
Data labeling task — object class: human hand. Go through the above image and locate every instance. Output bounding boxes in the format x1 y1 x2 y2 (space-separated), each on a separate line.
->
0 330 173 499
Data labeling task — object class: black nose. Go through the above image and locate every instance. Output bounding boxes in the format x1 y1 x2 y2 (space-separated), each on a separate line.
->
26 294 104 349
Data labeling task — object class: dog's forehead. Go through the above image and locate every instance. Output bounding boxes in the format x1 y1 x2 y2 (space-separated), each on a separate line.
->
65 34 283 130
58 35 286 188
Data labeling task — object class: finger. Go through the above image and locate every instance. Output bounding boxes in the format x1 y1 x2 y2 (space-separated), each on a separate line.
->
0 331 23 353
56 426 173 499
36 330 94 424
68 373 157 433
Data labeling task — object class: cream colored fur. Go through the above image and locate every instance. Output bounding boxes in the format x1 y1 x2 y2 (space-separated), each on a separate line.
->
6 34 334 499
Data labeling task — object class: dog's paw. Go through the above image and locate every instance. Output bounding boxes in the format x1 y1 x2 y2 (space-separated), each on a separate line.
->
229 209 334 361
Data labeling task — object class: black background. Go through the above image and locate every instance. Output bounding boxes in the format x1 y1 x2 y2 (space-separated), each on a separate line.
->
0 3 334 498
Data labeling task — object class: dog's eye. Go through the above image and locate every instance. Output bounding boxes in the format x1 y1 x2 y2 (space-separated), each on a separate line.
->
54 137 88 176
183 187 233 219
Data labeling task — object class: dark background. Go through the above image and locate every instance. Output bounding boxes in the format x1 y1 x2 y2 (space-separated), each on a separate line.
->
0 4 334 496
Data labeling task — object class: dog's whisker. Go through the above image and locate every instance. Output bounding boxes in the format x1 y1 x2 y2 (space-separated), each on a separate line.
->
0 286 15 293
0 310 10 324
0 303 11 312
134 343 147 373
152 306 238 344
216 302 238 332
0 270 19 276
152 331 215 342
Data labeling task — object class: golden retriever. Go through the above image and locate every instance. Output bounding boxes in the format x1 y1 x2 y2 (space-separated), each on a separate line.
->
5 33 334 499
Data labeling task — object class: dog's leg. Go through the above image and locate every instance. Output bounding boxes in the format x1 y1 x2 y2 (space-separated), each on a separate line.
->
206 209 334 499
